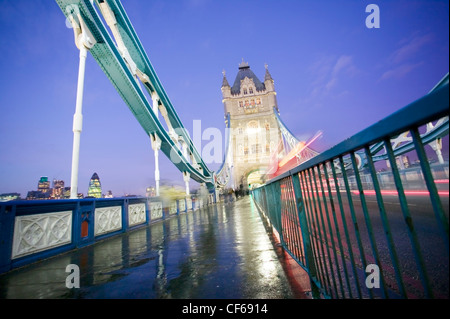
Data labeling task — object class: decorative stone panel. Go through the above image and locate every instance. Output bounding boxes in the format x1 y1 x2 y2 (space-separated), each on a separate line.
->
128 203 146 226
178 199 186 213
150 202 163 220
169 201 177 215
186 198 192 211
12 211 72 259
94 206 122 236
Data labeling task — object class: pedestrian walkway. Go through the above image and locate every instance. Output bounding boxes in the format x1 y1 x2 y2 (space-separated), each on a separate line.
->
0 196 311 299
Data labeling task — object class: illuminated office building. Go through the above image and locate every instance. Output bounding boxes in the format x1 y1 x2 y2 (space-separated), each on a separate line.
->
104 190 113 198
87 172 102 198
63 187 71 199
51 179 65 199
0 193 21 201
37 176 51 194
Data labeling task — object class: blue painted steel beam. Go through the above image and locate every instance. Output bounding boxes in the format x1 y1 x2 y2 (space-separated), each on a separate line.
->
55 0 214 187
98 0 211 176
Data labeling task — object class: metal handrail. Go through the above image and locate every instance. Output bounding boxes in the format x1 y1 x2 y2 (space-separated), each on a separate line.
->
252 80 449 299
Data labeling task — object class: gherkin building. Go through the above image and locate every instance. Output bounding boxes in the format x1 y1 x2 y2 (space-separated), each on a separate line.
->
87 172 102 198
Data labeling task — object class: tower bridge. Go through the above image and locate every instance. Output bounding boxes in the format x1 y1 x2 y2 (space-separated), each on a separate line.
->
219 60 318 190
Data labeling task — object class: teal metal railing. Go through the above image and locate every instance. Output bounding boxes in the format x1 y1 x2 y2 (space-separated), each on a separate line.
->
252 79 449 299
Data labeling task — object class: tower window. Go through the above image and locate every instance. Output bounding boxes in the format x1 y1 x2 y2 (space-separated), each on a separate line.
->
251 144 261 154
238 144 244 155
249 87 253 94
243 88 248 95
239 101 243 108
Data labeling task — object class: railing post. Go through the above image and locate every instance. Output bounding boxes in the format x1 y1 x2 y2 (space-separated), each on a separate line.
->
275 182 284 237
410 128 449 251
291 173 321 298
384 138 435 298
0 204 15 273
123 198 129 231
73 200 82 247
268 182 282 238
263 188 273 231
145 197 151 225
80 200 95 247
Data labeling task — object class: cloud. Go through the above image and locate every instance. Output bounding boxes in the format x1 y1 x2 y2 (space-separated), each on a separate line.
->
333 55 358 77
300 54 359 108
379 32 434 81
308 55 335 89
308 55 358 96
325 77 337 91
380 62 424 81
389 33 434 64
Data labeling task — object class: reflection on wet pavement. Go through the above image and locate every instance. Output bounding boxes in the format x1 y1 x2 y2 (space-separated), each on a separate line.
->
0 196 311 299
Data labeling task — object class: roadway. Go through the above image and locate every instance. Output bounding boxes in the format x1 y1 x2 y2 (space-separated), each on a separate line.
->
303 190 449 298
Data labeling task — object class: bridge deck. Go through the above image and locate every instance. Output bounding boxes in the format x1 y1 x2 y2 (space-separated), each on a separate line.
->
0 196 311 299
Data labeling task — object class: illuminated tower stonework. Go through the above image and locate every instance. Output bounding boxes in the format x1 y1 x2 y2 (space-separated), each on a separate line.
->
221 60 285 189
87 172 102 198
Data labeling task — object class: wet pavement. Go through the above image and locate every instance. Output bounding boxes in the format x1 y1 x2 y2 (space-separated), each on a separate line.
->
0 196 311 299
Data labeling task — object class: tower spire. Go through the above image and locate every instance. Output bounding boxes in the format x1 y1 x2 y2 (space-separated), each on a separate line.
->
222 69 230 87
264 62 273 81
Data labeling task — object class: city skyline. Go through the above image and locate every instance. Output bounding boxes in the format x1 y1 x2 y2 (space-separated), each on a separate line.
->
0 0 448 197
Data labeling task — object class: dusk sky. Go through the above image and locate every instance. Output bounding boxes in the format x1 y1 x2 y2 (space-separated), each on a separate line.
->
0 0 448 197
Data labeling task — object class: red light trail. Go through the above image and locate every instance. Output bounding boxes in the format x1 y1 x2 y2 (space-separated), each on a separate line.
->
278 131 323 168
351 189 449 196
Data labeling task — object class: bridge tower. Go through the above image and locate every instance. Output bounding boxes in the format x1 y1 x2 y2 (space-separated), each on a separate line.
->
221 60 285 190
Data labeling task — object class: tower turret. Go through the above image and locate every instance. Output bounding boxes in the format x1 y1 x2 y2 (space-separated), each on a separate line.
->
221 70 231 98
263 63 278 112
264 63 274 92
221 70 231 115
